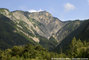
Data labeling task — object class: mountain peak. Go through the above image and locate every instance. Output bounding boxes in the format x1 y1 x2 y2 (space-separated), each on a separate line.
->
29 10 52 18
0 8 10 16
0 8 9 12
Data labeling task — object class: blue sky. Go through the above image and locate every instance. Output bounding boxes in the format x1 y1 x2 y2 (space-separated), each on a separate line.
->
0 0 89 21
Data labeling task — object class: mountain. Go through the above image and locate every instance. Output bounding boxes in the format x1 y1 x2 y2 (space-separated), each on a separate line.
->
55 20 82 43
0 8 63 50
28 11 64 39
54 20 89 53
0 8 89 52
0 14 35 49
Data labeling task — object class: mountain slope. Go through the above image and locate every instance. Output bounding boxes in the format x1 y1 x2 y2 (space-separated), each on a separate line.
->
29 11 64 38
54 20 89 53
0 8 89 52
0 14 37 49
55 20 82 42
0 8 60 50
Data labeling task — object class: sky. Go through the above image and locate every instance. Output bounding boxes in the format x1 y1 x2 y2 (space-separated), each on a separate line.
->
0 0 89 21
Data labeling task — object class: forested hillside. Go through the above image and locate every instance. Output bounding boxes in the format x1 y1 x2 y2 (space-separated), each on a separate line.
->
0 8 89 59
55 20 89 53
0 37 89 60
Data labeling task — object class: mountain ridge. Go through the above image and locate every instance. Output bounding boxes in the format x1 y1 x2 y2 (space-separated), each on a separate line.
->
0 8 89 52
0 8 61 50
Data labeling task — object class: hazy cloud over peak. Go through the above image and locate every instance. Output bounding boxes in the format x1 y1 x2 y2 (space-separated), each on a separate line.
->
28 9 43 13
64 3 76 11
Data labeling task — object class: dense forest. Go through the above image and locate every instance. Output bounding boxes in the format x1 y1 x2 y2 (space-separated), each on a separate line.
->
0 37 89 60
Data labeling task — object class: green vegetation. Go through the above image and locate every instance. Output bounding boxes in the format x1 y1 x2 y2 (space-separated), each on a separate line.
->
0 37 89 60
0 8 10 15
0 44 60 60
18 21 35 37
67 37 89 58
35 35 58 50
0 8 89 59
55 20 89 53
28 18 45 28
0 9 5 13
0 14 35 49
0 13 58 50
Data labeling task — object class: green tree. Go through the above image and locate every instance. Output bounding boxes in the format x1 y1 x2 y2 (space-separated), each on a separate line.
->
11 46 23 56
70 37 77 57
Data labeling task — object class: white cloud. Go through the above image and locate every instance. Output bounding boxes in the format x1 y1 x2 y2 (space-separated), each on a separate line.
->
28 9 43 13
64 3 76 11
88 0 89 5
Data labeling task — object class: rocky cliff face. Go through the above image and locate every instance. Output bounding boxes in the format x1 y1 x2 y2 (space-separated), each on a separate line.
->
0 8 63 50
0 8 64 40
55 20 82 42
0 8 89 51
29 11 64 38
